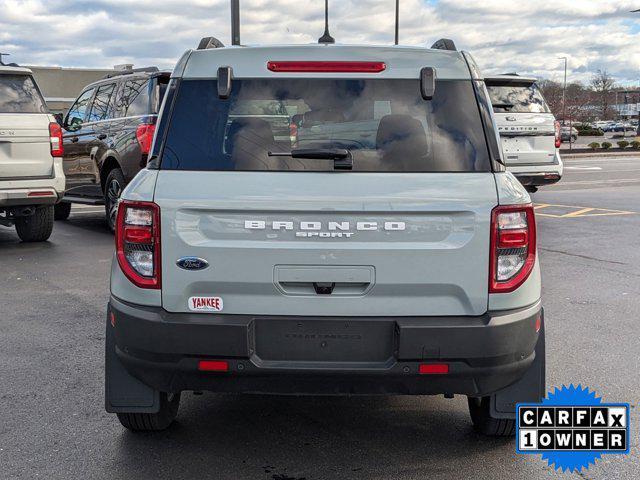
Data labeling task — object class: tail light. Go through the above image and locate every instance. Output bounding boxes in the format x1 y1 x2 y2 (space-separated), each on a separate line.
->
554 121 561 148
116 200 161 289
49 122 64 157
136 124 156 155
489 204 536 293
289 122 298 145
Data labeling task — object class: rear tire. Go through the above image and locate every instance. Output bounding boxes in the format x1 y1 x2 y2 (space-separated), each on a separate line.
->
54 202 72 220
116 392 181 431
15 206 54 242
468 397 516 436
104 168 125 233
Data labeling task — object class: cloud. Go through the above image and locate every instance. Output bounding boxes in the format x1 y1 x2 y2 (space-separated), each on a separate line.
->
1 0 639 84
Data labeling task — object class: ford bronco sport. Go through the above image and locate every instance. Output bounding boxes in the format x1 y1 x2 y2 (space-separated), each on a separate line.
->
106 38 545 436
0 65 64 242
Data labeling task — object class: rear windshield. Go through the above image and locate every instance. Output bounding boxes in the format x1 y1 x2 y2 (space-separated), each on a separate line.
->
0 74 47 113
486 82 550 114
160 79 490 172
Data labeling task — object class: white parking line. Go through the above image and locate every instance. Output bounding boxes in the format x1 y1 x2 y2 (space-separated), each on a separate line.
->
564 166 602 170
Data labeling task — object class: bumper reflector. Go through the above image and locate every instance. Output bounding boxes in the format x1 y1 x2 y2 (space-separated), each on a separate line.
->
198 360 229 372
418 363 449 375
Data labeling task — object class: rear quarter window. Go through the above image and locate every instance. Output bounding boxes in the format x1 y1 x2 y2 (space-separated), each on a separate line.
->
486 83 550 114
0 74 47 113
116 78 151 117
159 78 491 173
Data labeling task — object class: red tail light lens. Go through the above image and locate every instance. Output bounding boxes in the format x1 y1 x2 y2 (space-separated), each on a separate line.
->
136 124 156 155
490 204 536 293
554 121 561 148
267 61 386 73
49 122 64 157
116 200 161 289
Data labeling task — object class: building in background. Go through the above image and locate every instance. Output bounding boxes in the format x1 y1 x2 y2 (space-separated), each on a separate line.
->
25 65 119 114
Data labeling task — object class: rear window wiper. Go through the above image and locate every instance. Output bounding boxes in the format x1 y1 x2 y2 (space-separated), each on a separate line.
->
268 148 353 170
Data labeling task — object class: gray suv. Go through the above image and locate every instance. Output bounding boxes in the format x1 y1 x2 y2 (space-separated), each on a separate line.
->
105 39 545 436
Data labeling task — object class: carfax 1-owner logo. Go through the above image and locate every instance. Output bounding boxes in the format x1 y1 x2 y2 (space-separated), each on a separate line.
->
516 384 630 472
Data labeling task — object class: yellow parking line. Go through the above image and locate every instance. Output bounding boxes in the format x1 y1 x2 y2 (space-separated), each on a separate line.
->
533 203 636 219
561 207 596 218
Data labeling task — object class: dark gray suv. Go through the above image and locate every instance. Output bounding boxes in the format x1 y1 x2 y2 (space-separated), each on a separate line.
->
56 68 170 230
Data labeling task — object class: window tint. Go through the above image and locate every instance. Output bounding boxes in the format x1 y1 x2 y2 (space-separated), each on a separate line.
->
117 79 150 117
160 79 490 173
86 83 116 122
486 83 550 113
66 88 95 127
0 74 46 113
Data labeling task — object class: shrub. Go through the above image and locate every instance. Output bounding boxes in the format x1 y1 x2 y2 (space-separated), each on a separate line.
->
578 128 604 136
601 142 612 149
588 142 600 150
631 141 640 150
617 141 629 149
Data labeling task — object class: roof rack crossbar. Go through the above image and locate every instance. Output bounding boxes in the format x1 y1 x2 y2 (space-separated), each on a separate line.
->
104 67 159 79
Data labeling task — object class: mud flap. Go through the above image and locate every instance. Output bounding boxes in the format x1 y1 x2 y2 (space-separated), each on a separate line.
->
105 310 160 413
490 309 546 419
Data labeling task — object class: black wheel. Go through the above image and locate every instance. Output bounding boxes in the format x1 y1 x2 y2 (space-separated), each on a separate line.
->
116 392 181 431
54 202 72 220
468 397 516 436
15 206 54 242
104 168 125 232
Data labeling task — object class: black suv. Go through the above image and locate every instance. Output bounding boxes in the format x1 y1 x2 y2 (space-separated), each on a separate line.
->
56 67 170 230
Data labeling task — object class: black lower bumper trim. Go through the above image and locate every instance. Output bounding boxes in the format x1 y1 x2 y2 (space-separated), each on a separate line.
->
108 296 542 396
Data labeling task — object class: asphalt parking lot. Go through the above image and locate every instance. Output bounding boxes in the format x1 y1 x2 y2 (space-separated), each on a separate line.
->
1 155 638 480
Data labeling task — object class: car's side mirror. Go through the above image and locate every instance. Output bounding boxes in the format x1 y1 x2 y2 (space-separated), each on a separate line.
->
65 116 83 132
420 67 437 100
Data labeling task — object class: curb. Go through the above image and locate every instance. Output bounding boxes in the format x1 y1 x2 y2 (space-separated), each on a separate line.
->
560 150 640 158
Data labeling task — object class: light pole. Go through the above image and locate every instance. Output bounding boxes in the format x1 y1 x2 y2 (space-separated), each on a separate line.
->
558 57 567 125
395 0 399 45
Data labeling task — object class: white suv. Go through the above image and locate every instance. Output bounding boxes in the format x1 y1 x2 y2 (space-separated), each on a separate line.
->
0 65 65 242
485 75 562 192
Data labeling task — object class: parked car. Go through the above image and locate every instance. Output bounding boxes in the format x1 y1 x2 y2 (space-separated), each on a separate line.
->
56 67 170 231
105 37 546 436
485 75 562 192
560 125 578 142
0 64 65 242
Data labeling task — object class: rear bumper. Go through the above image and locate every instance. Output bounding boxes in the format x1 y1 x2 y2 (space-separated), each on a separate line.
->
507 152 563 186
108 296 542 396
0 158 65 207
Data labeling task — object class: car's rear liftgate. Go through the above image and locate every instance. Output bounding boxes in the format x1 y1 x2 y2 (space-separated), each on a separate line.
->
153 170 497 368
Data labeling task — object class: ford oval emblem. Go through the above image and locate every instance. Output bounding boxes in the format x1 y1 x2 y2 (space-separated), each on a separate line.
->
176 257 209 271
506 116 517 122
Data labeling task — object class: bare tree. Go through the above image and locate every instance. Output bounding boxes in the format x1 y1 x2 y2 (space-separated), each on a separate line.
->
590 69 615 120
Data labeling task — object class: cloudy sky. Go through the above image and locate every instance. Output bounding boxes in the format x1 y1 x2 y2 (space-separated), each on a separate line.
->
1 0 640 85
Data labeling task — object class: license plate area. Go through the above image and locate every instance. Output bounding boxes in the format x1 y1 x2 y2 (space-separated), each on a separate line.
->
252 318 396 366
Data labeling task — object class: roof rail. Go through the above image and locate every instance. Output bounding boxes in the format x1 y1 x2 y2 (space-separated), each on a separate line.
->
431 38 457 51
197 36 225 50
104 66 159 79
